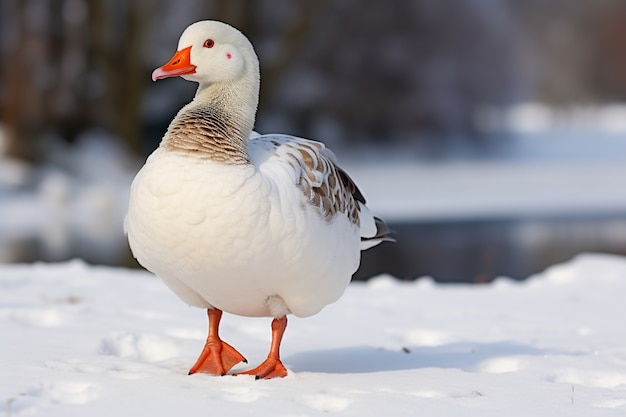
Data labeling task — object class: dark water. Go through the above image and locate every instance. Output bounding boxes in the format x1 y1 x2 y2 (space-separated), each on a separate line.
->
354 214 626 282
6 212 626 284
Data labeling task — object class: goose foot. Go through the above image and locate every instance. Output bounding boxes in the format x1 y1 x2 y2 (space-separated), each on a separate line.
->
188 309 246 375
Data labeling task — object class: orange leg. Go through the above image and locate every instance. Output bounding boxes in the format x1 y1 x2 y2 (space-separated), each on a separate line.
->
238 316 288 379
188 309 247 376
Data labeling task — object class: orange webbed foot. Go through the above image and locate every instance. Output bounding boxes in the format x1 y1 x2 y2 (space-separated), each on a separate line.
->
188 309 246 376
236 316 288 379
237 358 288 379
188 338 247 376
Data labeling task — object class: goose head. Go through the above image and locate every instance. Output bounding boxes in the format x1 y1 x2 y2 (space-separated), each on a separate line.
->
152 20 260 105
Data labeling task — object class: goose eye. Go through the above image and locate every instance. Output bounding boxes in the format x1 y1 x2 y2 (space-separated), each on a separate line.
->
203 39 215 48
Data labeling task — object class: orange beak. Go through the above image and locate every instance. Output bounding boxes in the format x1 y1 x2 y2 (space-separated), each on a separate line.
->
151 46 196 81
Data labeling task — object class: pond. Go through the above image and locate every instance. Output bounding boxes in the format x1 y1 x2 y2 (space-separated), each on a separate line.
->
354 214 626 282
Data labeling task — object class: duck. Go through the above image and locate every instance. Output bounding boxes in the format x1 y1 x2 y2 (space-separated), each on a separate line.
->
125 20 391 379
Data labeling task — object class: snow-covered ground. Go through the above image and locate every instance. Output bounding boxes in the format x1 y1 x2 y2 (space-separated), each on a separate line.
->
2 253 626 416
0 131 137 264
344 157 626 222
343 103 626 221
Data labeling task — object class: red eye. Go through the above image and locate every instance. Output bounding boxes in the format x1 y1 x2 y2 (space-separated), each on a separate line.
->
203 39 215 48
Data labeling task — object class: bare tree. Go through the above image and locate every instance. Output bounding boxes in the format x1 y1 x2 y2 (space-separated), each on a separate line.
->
2 0 47 161
89 0 162 154
0 0 161 160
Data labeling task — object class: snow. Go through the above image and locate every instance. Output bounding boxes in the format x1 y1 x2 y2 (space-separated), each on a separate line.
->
344 158 626 222
0 131 136 263
484 103 626 134
340 104 626 221
2 103 626 414
2 254 626 416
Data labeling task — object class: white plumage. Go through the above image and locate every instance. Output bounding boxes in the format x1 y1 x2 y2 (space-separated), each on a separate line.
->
125 20 390 378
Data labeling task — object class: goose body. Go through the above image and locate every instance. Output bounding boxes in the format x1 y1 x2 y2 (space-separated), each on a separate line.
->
127 134 367 318
125 20 390 378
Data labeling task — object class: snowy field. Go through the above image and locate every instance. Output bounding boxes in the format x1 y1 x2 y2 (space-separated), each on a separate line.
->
2 253 626 416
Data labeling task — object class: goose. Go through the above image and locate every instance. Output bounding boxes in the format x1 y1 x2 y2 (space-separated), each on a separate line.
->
125 20 391 379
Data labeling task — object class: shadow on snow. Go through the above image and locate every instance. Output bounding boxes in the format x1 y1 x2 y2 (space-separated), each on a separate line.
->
285 342 583 374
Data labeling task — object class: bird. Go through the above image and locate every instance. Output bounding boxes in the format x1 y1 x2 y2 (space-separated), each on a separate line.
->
125 20 391 379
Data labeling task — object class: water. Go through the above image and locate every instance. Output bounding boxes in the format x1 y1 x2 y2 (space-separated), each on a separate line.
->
4 209 626 284
355 214 626 282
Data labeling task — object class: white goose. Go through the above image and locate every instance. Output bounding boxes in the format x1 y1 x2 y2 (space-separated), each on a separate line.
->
125 20 391 379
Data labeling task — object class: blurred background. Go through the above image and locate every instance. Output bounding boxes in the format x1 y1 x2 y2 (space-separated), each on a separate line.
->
2 0 626 282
